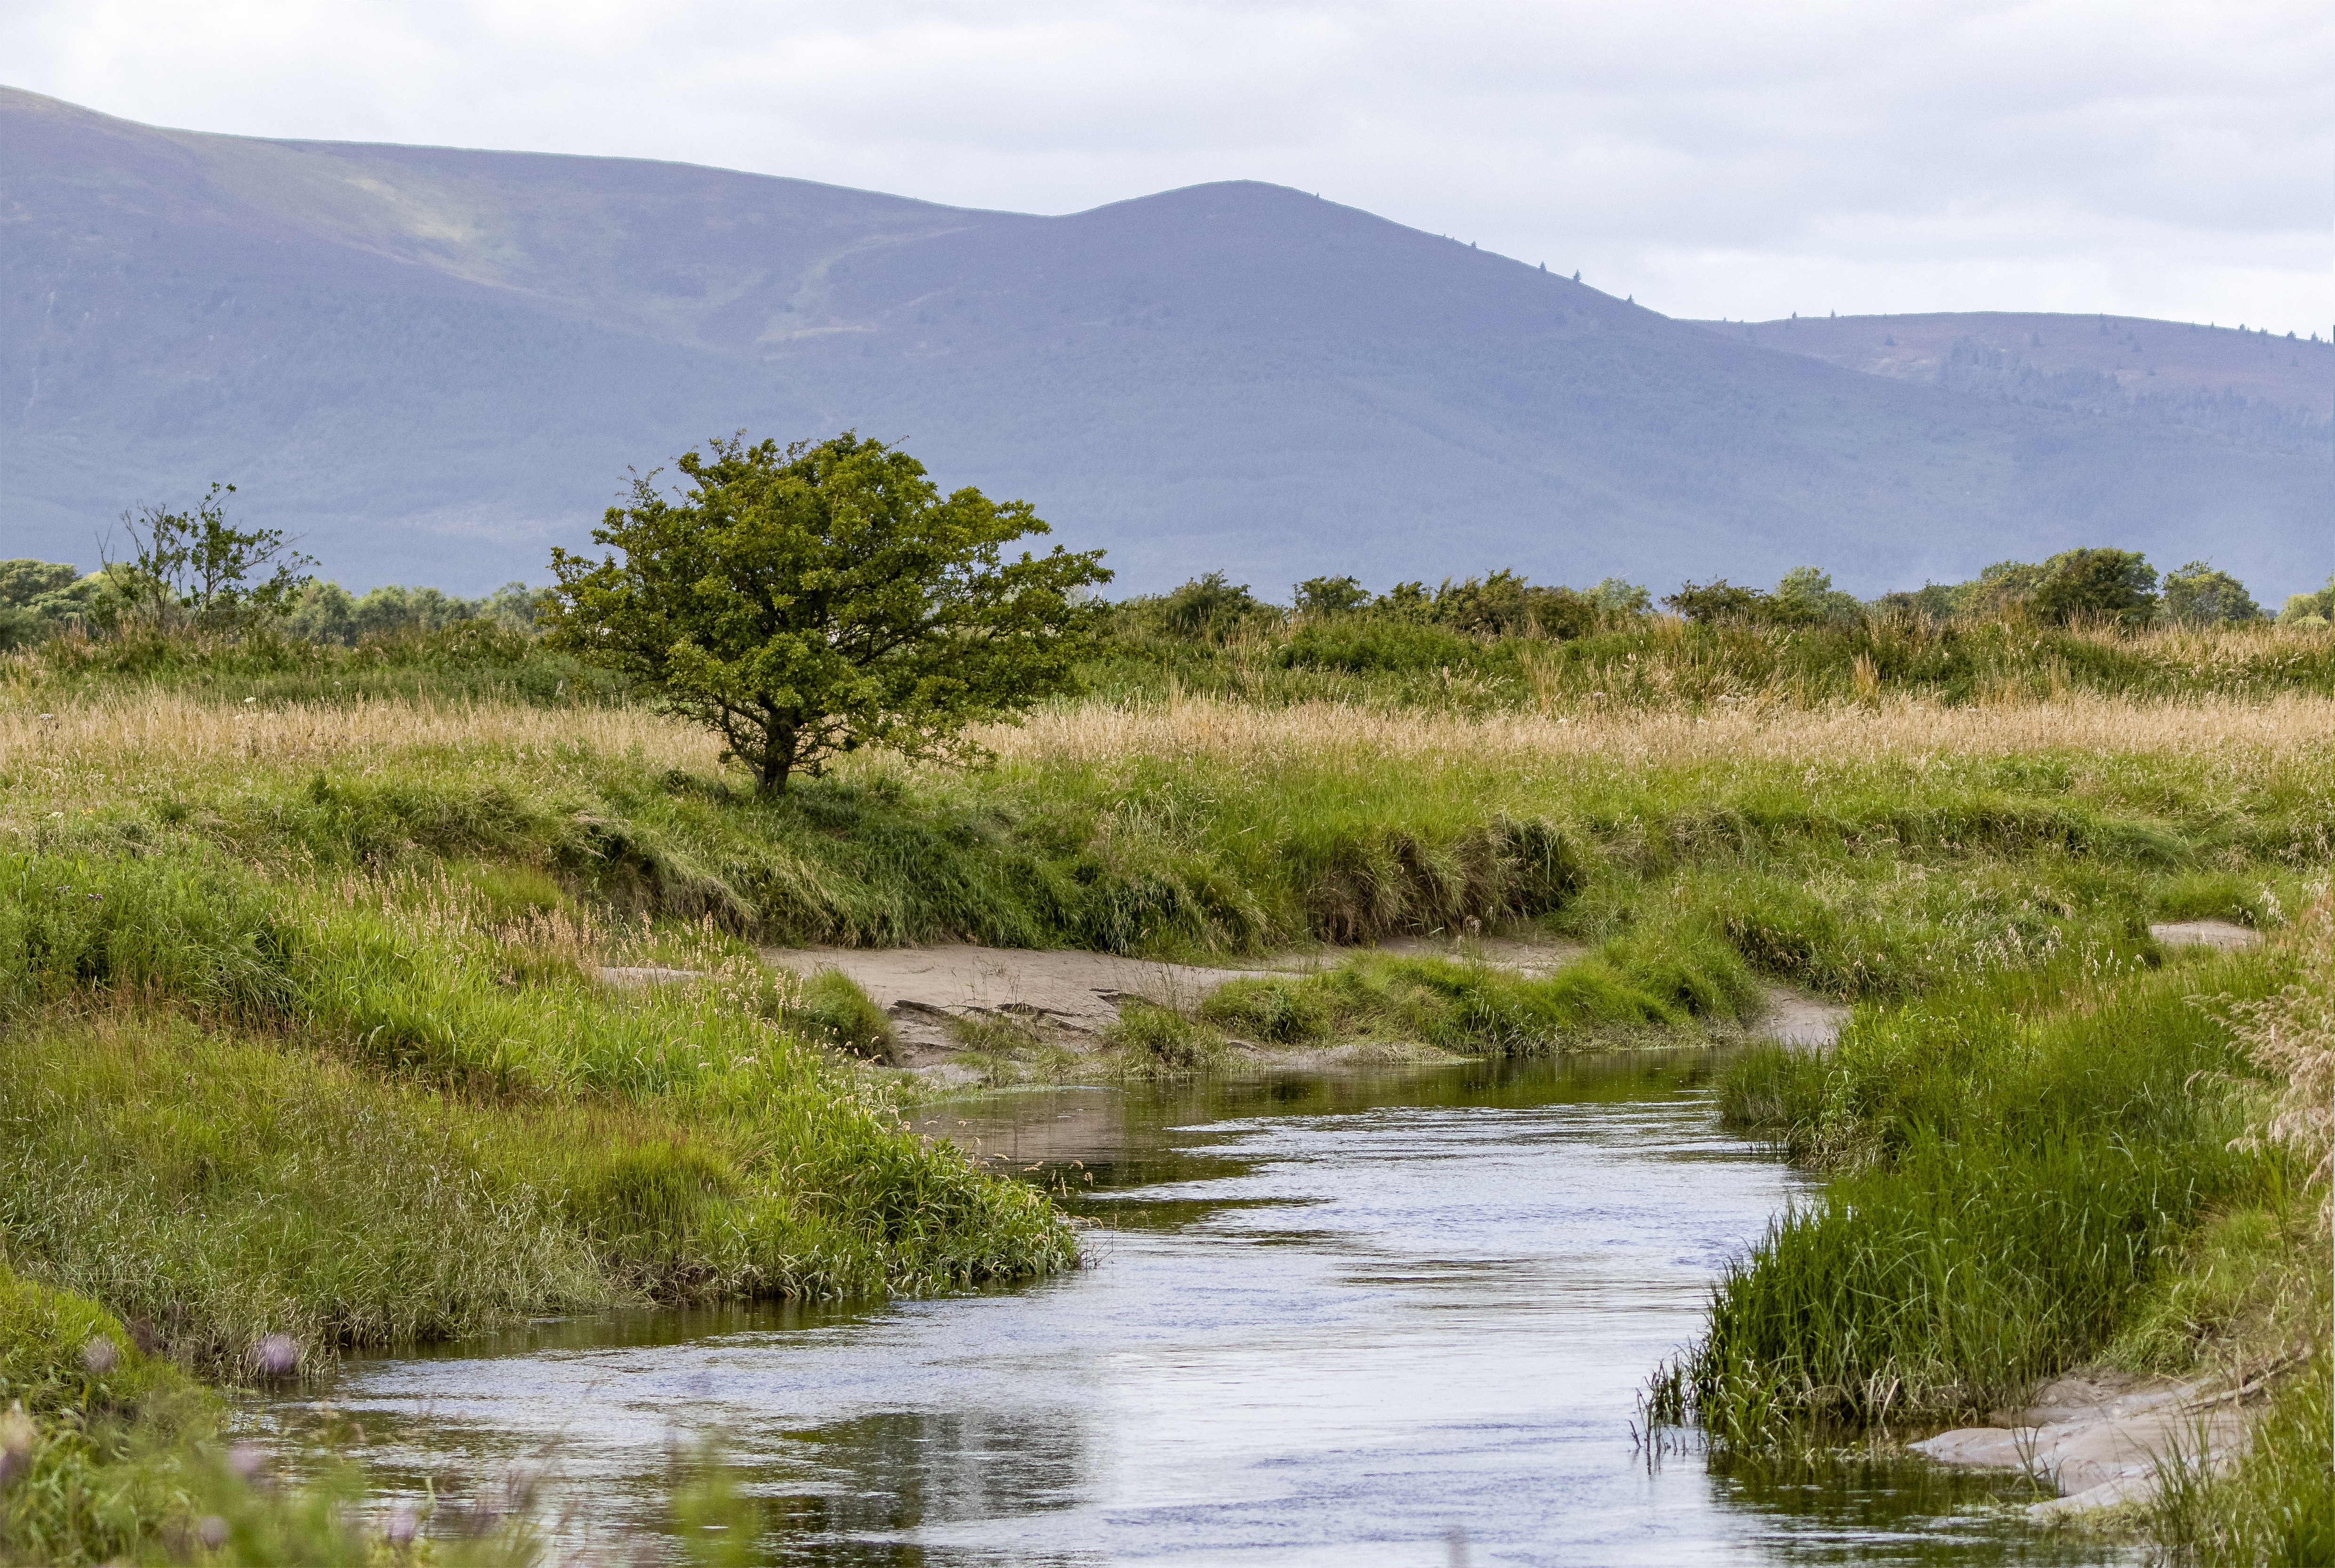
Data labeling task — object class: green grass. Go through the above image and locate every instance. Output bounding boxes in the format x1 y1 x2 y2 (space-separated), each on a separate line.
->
0 1263 549 1565
1657 945 2298 1446
0 846 1075 1372
786 967 896 1060
26 622 629 707
1201 929 1762 1055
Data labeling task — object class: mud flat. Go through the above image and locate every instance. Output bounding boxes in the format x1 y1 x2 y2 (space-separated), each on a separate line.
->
1914 1364 2288 1517
762 936 1849 1069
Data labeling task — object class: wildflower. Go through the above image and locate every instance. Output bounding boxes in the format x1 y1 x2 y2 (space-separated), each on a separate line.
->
228 1441 268 1481
382 1504 419 1546
197 1514 229 1548
252 1333 300 1376
81 1336 119 1375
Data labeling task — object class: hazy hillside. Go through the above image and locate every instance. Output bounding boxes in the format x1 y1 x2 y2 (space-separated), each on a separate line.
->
5 87 2327 598
1701 312 2332 454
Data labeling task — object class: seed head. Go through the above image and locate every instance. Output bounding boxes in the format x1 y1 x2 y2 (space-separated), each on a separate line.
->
382 1504 419 1546
81 1336 120 1375
197 1515 229 1548
228 1441 268 1481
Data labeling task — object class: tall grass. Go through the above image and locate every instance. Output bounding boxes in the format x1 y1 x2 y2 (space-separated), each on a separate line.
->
0 1261 549 1566
1085 616 2333 714
2139 896 2334 1564
1656 946 2295 1446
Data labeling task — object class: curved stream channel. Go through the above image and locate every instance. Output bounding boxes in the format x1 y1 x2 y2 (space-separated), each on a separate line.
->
264 1053 2134 1565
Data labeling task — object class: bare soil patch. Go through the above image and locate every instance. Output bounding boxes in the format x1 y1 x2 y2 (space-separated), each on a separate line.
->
762 936 1847 1072
1913 1364 2282 1516
2149 920 2265 951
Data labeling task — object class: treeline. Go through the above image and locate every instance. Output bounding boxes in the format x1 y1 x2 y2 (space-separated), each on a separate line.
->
1115 549 2331 646
0 564 554 652
4 543 2327 663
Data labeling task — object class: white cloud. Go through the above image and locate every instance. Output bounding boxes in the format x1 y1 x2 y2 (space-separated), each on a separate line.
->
7 0 2329 328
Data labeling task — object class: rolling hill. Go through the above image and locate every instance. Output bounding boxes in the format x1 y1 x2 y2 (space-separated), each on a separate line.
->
4 85 2327 599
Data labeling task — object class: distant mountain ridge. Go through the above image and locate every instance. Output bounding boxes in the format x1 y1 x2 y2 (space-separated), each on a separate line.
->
1701 312 2332 455
4 86 2327 598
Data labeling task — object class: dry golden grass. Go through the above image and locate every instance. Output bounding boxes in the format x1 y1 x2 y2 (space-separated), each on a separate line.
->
2228 892 2335 1214
0 688 2325 803
981 689 2335 771
0 691 722 776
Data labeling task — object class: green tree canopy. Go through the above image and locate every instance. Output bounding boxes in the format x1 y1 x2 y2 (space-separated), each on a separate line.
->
1145 571 1270 640
2278 576 2334 627
2160 560 2263 627
1590 578 1653 616
1293 575 1370 617
2030 547 2159 627
1772 566 1866 625
544 432 1110 794
1661 579 1766 624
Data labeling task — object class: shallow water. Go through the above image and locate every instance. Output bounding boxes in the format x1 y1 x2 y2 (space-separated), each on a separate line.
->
268 1055 2134 1565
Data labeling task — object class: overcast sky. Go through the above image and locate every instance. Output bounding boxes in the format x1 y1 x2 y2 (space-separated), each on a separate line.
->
8 0 2329 331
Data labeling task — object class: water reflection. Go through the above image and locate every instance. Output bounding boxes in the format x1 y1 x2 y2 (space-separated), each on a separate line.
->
268 1053 2134 1565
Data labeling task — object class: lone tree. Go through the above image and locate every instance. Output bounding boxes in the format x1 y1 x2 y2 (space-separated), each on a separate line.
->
544 432 1111 794
103 483 314 634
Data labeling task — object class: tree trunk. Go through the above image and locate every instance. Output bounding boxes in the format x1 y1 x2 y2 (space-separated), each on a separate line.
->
757 718 796 795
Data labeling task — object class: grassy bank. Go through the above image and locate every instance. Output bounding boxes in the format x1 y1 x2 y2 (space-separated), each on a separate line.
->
1655 907 2331 1562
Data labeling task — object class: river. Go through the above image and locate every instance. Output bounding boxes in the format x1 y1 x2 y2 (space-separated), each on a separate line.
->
264 1052 2134 1565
